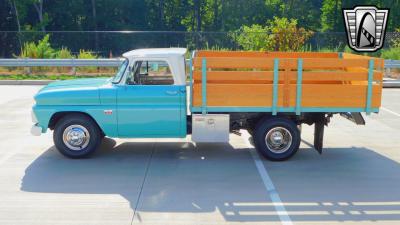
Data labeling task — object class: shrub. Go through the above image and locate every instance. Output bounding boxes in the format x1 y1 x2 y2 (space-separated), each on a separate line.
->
55 47 74 73
77 50 98 73
381 47 400 60
268 17 314 52
77 50 97 59
234 17 313 51
391 28 400 48
56 47 73 59
19 35 56 73
234 24 271 51
20 34 55 59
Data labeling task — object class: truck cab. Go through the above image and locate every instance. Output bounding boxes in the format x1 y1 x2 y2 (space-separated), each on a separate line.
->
113 48 187 138
32 48 189 158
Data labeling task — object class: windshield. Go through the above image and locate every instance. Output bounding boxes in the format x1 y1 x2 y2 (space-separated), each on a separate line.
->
112 58 129 83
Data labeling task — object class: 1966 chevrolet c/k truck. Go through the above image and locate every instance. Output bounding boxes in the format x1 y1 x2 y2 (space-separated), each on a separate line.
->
31 48 384 161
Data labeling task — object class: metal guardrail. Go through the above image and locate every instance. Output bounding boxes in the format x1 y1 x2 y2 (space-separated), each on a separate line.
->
385 60 400 69
0 58 398 69
0 58 124 67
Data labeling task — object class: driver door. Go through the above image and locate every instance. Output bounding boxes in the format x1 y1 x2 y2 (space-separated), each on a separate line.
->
116 60 185 137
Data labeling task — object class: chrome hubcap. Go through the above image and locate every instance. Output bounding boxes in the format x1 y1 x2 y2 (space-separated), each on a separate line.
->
62 125 90 151
265 127 292 153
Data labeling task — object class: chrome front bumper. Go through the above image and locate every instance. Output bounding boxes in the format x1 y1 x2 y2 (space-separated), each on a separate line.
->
31 124 42 136
30 110 42 136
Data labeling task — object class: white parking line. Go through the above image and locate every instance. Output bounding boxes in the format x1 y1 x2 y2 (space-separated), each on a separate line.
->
381 107 400 117
241 131 293 225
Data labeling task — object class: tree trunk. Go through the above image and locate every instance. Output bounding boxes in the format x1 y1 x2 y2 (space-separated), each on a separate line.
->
159 0 164 29
194 0 201 31
91 0 99 53
33 0 45 32
11 0 22 51
334 0 339 30
220 0 224 31
213 0 219 30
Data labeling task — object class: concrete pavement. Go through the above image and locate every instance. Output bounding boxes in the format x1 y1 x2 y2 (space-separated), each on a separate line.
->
0 86 399 225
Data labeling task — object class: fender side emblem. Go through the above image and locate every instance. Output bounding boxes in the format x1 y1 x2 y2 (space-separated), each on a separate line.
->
104 110 113 115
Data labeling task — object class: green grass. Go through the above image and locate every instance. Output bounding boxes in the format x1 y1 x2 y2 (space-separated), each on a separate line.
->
0 74 112 80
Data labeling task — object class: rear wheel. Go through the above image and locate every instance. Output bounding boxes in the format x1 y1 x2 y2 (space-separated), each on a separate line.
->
53 114 101 158
253 117 301 161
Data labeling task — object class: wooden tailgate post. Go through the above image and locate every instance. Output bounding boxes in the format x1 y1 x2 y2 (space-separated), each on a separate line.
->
189 55 193 112
272 58 279 115
202 58 207 115
366 59 374 115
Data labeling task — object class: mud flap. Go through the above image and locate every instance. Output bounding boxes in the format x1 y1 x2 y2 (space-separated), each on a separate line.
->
313 113 329 154
314 120 324 154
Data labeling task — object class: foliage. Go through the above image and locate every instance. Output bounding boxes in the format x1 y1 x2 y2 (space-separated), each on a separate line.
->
19 34 55 58
381 47 400 60
268 17 313 51
56 47 73 59
77 50 97 59
321 0 342 32
77 50 98 73
391 28 400 48
235 17 313 51
234 24 270 51
55 47 74 73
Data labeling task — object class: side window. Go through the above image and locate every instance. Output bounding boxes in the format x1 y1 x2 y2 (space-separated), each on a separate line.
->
135 60 174 85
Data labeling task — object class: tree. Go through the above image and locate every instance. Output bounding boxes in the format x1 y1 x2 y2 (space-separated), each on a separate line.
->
0 0 19 57
91 0 99 51
32 0 45 31
235 17 313 51
321 0 342 32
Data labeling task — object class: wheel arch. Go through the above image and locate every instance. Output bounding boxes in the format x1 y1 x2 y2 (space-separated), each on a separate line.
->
48 111 105 136
248 113 300 132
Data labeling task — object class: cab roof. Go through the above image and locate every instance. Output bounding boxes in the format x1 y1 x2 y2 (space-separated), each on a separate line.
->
122 48 187 58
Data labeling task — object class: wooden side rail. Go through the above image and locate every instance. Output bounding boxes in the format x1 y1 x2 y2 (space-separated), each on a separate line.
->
189 51 384 115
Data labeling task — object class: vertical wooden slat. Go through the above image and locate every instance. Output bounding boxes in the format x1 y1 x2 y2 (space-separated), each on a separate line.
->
296 59 303 115
366 59 374 115
283 59 290 107
202 58 207 115
272 59 279 115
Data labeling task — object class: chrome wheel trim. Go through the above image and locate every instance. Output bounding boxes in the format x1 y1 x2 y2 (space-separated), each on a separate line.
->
62 125 90 151
265 127 292 154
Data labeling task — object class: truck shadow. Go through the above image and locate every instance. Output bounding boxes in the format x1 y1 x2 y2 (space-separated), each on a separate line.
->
21 138 400 223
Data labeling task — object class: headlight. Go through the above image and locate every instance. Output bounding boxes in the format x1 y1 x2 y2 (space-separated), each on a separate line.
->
31 110 38 123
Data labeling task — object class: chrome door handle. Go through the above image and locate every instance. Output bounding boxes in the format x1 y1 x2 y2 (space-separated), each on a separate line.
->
165 90 178 95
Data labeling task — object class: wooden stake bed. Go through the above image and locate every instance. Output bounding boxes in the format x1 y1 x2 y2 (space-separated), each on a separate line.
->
189 51 384 115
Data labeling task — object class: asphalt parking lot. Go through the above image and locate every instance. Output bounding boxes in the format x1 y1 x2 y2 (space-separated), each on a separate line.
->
0 85 399 225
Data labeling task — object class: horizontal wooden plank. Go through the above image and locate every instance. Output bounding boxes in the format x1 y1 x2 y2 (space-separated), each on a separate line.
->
193 84 293 107
196 51 339 58
193 57 381 71
192 71 382 83
193 57 275 69
301 84 381 107
193 71 275 82
338 53 384 69
302 58 370 69
291 71 382 81
192 83 381 108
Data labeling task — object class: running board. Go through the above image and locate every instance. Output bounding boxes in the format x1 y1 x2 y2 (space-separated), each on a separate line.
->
340 112 365 125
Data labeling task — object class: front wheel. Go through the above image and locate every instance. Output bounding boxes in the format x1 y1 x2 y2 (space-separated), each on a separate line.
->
253 117 301 161
53 114 102 158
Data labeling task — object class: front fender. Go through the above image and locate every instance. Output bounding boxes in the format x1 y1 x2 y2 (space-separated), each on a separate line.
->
32 105 118 137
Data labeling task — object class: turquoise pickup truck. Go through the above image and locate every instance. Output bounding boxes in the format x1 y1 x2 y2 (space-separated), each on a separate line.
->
31 48 383 161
